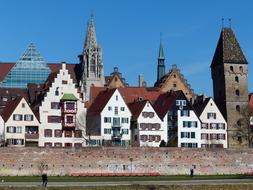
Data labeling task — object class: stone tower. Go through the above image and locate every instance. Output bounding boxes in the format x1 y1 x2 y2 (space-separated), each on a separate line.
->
211 27 248 148
157 39 165 82
79 15 105 101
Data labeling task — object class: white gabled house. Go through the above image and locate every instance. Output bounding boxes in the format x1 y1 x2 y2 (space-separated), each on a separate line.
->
2 97 40 147
154 90 201 148
128 100 167 147
193 96 227 148
39 64 86 148
86 88 132 146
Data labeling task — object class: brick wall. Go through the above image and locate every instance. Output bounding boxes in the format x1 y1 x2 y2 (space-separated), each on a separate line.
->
0 147 252 176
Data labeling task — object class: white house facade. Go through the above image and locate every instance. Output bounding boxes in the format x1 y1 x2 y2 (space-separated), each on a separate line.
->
39 64 86 148
87 89 131 146
3 97 40 147
130 100 167 147
196 98 227 148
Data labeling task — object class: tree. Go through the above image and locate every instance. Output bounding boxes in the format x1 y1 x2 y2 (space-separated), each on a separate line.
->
159 140 166 147
234 106 253 148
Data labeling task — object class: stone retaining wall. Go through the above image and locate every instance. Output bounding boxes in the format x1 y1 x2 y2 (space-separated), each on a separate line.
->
0 147 252 176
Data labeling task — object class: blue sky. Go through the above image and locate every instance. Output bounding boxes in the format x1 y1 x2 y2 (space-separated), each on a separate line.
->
0 0 253 96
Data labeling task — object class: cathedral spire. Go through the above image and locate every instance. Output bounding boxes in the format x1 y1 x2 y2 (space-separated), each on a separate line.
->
157 36 165 82
84 15 97 50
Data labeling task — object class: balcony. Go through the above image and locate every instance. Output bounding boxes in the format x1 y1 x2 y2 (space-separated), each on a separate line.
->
25 133 39 141
62 108 77 114
63 122 76 128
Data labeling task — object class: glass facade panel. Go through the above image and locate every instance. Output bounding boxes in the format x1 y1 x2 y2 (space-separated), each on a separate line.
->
1 43 51 88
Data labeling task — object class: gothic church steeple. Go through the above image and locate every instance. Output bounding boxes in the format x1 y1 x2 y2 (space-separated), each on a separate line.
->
157 38 165 82
79 15 105 101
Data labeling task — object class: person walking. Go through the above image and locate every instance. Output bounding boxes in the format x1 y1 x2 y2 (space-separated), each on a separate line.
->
42 173 48 187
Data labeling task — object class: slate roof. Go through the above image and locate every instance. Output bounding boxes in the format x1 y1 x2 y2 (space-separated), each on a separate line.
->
192 97 211 117
87 88 117 114
1 96 23 122
89 87 161 105
128 100 147 121
153 90 182 119
211 27 248 68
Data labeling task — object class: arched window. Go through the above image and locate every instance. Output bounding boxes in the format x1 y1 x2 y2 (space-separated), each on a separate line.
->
236 105 240 112
235 89 240 96
230 66 234 72
239 66 243 72
235 76 239 83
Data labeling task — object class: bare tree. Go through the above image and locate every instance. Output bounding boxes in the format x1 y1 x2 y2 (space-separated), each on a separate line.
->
234 106 253 148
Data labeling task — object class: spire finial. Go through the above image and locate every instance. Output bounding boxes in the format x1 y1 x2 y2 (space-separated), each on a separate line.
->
221 18 224 28
228 18 232 28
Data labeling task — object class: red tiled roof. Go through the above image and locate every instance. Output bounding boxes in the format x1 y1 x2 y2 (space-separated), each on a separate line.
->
128 100 147 121
89 87 161 106
153 91 181 119
0 63 15 81
48 64 77 83
248 93 253 116
1 96 23 122
87 88 117 114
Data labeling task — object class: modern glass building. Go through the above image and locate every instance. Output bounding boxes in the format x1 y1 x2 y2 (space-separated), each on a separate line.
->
1 43 51 88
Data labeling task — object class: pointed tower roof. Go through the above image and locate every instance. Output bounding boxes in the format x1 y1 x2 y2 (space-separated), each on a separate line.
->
84 15 97 49
211 27 248 68
158 39 165 60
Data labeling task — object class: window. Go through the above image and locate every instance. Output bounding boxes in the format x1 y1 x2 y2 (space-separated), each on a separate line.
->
21 103 25 108
207 113 216 119
201 123 208 129
191 132 195 139
239 66 243 72
16 127 22 133
74 143 82 148
7 126 15 133
64 131 72 137
51 102 60 109
44 143 52 147
142 112 148 118
230 66 234 72
155 123 161 130
181 110 190 117
236 105 240 112
201 144 209 148
108 106 112 111
122 129 129 134
235 89 240 96
66 116 73 123
114 106 118 115
140 135 147 141
62 80 68 84
24 115 33 121
104 128 111 134
218 123 225 129
154 135 160 142
148 135 153 141
54 130 62 137
55 87 59 96
120 107 125 111
235 76 239 83
210 123 217 129
181 132 190 138
140 123 146 130
116 95 118 101
13 114 22 121
176 100 186 106
44 129 52 137
181 143 197 148
104 117 111 123
183 121 197 128
148 123 152 130
149 112 154 118
65 143 72 147
74 130 82 138
66 102 75 110
201 133 208 140
121 117 129 124
173 83 177 88
55 143 62 147
48 116 61 123
113 117 120 126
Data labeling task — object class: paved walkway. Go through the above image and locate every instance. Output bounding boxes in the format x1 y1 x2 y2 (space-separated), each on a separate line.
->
0 179 252 187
